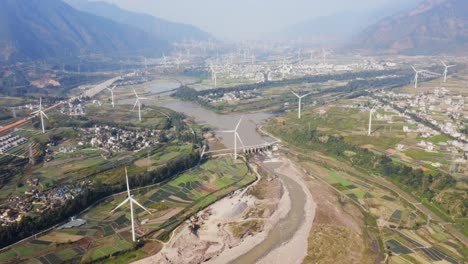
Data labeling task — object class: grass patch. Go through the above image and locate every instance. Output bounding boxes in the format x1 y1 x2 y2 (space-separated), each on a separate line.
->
386 239 412 254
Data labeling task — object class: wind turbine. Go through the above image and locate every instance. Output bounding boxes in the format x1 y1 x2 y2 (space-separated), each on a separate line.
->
132 88 148 122
175 55 182 69
31 98 48 134
216 117 244 160
209 65 217 87
111 168 152 242
291 90 312 119
411 66 422 89
107 85 116 108
162 53 167 66
441 61 456 83
368 106 377 136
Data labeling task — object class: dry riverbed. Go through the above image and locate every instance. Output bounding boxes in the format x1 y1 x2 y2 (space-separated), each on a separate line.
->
134 161 284 264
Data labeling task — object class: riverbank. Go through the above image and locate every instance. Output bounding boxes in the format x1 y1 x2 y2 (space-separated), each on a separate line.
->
135 156 318 264
255 158 316 264
134 160 284 264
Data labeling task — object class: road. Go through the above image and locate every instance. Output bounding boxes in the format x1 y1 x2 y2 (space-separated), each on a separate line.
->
255 124 467 246
0 76 120 136
282 146 468 246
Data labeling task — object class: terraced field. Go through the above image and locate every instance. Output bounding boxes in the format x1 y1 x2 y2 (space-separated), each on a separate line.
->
0 158 256 263
299 161 466 263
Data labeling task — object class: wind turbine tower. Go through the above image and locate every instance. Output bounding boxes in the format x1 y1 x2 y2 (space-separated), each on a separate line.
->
412 66 422 89
441 61 456 83
132 88 147 122
107 85 117 108
291 90 313 119
111 168 152 242
210 65 217 88
216 117 244 160
368 106 377 136
31 98 49 134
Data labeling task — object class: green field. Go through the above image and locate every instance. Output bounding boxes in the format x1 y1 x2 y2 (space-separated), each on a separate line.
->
0 157 256 263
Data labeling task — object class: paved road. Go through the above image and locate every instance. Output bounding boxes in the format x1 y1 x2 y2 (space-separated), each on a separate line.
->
0 76 120 136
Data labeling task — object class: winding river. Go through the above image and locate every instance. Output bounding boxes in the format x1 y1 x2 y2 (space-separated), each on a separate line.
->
145 87 311 263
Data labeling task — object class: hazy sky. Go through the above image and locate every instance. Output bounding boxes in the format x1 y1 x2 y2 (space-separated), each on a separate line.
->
97 0 420 39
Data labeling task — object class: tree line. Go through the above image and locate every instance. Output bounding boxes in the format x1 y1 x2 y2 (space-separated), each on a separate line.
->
270 122 466 218
0 150 200 248
173 69 414 112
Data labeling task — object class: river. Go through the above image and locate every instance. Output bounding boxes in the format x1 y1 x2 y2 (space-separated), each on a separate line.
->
153 100 274 149
229 164 308 264
127 81 311 263
150 97 310 263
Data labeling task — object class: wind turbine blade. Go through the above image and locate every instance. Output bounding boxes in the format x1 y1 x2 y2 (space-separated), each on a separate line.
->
132 88 139 98
31 111 40 115
125 167 131 198
441 60 447 67
290 90 300 98
131 198 152 215
411 66 417 72
111 197 130 212
236 132 245 147
302 92 313 98
133 99 139 110
215 130 235 133
235 117 243 131
41 111 49 120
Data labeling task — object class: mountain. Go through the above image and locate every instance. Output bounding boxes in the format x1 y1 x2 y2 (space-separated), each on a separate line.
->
279 0 422 44
353 0 468 54
0 0 169 61
65 0 212 43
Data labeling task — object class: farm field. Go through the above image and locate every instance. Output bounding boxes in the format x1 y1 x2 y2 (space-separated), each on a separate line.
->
299 160 466 264
0 100 197 205
0 157 256 263
266 94 462 176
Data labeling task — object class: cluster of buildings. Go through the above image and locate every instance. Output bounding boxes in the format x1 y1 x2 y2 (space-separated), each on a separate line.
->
0 133 27 153
202 58 396 86
60 99 86 116
199 90 261 104
0 179 89 226
376 88 466 143
82 125 160 153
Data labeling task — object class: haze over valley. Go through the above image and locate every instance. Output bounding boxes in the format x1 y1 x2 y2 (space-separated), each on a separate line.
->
0 1 466 263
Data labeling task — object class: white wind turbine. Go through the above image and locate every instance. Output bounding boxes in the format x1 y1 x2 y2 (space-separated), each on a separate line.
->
322 48 327 64
368 106 377 136
175 55 182 69
411 66 423 89
162 53 167 66
216 117 244 160
107 85 116 108
291 90 313 119
209 65 217 88
132 88 148 122
31 98 48 134
111 168 152 242
441 61 456 83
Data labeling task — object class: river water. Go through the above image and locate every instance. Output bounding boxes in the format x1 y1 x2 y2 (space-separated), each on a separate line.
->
152 98 309 263
129 81 309 263
144 81 180 94
153 100 274 149
230 165 307 264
